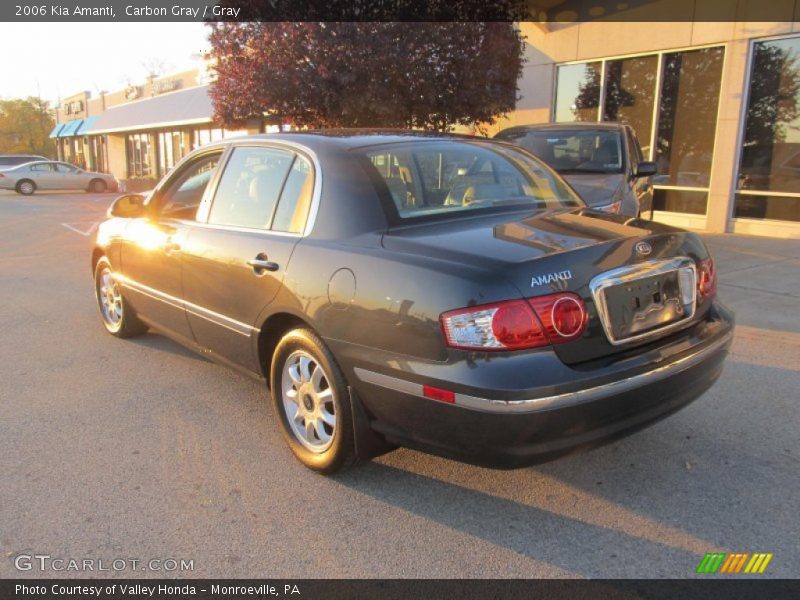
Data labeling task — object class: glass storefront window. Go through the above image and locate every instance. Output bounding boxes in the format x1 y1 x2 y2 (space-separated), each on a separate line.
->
554 62 602 122
734 194 800 222
158 130 188 176
126 133 153 178
555 47 724 216
654 47 724 194
603 55 658 157
653 189 709 215
737 36 800 212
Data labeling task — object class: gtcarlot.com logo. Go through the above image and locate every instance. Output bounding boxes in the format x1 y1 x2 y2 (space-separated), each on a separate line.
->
696 552 773 574
14 554 194 573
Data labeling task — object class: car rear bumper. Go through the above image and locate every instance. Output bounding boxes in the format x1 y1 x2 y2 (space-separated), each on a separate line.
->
337 301 734 468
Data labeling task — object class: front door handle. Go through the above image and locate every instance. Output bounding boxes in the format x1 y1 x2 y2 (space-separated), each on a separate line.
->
247 254 279 273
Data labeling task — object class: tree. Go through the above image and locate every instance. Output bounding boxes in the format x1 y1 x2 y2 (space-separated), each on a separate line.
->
206 22 525 132
0 97 55 157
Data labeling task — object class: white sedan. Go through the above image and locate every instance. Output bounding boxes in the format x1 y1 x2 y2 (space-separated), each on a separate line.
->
0 161 118 195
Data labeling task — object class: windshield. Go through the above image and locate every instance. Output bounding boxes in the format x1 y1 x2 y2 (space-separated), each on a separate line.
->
500 129 625 175
363 141 582 221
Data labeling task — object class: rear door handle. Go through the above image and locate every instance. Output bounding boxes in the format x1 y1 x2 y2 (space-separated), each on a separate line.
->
247 255 279 273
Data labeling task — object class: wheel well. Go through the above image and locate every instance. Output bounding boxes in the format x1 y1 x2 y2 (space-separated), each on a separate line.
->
91 247 104 273
89 178 104 187
257 313 312 380
16 178 34 188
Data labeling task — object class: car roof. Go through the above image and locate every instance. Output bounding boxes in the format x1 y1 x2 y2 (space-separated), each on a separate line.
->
497 122 626 136
224 129 486 152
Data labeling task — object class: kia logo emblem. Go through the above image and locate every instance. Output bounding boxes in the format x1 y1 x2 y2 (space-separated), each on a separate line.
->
635 241 652 256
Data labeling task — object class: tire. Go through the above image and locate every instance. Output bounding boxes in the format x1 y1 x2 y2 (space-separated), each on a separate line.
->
89 179 107 193
270 328 356 473
93 257 147 338
16 180 35 195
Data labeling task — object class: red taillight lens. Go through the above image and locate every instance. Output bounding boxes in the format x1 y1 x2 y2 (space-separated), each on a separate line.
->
528 293 588 344
491 301 545 349
697 257 716 299
441 293 587 351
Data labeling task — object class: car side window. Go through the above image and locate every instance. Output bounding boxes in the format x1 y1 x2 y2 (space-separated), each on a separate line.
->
55 163 77 173
271 156 314 233
157 152 222 220
30 163 53 172
208 147 294 230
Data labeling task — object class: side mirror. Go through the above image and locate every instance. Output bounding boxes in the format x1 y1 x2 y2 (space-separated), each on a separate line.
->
108 194 146 218
634 161 657 178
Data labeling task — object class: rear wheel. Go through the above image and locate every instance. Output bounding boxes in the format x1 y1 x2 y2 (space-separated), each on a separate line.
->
89 179 107 193
93 257 147 338
270 328 356 473
16 180 35 195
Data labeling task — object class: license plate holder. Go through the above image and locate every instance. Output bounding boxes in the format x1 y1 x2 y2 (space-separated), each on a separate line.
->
591 257 697 346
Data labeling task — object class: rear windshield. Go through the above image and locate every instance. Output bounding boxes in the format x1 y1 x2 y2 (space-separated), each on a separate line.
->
497 129 624 175
363 141 582 221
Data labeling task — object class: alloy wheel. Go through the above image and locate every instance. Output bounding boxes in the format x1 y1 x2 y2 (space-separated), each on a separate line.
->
97 267 123 328
281 350 336 453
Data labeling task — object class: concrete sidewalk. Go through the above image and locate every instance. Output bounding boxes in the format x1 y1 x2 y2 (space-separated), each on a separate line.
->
703 234 800 334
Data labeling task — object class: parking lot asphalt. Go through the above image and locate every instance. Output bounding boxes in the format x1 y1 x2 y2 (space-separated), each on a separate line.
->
1 190 798 579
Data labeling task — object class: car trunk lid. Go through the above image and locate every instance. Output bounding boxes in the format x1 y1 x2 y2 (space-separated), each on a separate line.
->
382 208 708 364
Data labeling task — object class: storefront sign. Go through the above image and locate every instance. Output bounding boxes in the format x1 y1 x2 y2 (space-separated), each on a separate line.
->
152 79 181 95
65 100 84 115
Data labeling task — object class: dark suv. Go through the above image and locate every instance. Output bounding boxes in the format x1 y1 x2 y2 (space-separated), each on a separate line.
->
495 123 656 217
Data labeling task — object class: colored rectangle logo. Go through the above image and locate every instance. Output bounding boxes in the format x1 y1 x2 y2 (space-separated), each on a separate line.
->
697 552 773 574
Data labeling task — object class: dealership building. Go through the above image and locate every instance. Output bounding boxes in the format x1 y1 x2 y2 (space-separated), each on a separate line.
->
497 17 800 238
50 67 254 192
52 14 800 237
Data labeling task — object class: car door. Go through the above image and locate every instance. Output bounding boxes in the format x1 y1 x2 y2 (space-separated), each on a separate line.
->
180 144 316 372
626 127 653 216
117 148 226 344
29 163 57 189
54 162 84 189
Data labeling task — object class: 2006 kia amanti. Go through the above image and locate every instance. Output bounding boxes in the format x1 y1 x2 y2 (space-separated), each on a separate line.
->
92 132 733 473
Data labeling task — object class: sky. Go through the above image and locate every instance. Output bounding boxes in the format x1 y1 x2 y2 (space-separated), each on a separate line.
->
0 23 210 104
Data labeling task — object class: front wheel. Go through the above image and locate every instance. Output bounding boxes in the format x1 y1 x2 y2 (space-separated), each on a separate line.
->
270 328 356 473
89 179 107 193
94 257 147 338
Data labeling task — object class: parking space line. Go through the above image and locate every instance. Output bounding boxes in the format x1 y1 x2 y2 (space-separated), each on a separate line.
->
61 222 99 236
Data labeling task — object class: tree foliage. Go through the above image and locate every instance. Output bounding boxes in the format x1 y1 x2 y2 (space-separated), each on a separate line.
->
207 22 525 131
0 97 54 157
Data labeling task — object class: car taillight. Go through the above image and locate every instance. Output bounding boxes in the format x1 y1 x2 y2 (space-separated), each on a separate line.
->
697 257 716 299
529 294 588 342
441 293 587 351
598 200 622 214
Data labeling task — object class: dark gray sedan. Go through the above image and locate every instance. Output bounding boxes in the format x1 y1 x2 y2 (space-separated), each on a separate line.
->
92 131 732 473
495 122 656 217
